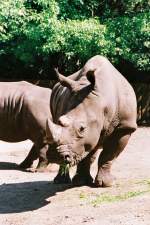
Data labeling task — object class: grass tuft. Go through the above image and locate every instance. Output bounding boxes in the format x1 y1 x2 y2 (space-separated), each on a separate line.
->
91 190 150 206
79 178 150 207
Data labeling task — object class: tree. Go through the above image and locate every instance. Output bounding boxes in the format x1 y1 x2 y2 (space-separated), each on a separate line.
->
0 0 149 80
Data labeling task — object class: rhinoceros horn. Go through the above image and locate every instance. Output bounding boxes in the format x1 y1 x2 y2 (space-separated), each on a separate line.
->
54 68 78 91
46 119 62 143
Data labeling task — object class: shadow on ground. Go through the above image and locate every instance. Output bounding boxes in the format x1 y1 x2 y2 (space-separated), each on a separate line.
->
0 162 19 170
0 180 72 214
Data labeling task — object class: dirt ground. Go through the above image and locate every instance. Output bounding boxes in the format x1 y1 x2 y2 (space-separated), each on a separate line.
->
0 127 150 225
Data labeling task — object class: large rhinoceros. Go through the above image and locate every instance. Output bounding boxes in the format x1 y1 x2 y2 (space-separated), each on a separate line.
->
46 55 137 187
0 81 57 171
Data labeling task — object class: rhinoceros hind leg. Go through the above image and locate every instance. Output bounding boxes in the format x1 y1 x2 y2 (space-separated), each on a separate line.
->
95 129 133 187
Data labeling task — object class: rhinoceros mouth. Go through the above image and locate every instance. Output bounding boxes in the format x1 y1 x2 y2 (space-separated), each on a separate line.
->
70 152 83 166
56 144 83 166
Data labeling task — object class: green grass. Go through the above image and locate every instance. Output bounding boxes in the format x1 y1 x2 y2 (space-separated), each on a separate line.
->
79 192 87 199
91 190 150 206
79 179 150 206
60 163 70 175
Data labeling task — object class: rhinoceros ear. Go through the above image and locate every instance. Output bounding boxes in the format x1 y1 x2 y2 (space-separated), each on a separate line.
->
54 68 77 91
86 70 96 89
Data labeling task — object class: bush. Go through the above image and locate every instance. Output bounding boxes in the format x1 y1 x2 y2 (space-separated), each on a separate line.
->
106 12 150 71
0 0 149 79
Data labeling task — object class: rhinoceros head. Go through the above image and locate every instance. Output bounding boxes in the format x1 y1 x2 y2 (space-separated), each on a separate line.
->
46 68 103 166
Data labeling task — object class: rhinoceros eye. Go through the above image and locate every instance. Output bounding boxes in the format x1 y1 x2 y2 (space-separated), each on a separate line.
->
77 125 86 137
79 126 85 133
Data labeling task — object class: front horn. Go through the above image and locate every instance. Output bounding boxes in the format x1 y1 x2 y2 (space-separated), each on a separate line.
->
46 119 62 143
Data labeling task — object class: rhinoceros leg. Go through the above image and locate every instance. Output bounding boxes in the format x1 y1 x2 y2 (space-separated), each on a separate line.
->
19 144 49 172
95 129 133 187
19 144 39 169
72 149 99 186
53 165 71 184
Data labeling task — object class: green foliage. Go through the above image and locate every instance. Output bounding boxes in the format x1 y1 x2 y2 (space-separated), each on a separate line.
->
41 18 109 68
106 12 150 70
98 0 150 18
0 0 149 79
57 0 100 19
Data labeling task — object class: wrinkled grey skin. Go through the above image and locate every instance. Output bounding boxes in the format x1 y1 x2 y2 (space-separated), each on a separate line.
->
46 55 137 187
0 81 56 171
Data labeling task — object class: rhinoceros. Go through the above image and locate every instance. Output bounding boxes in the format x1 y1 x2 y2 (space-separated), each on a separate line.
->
0 81 56 171
46 55 137 187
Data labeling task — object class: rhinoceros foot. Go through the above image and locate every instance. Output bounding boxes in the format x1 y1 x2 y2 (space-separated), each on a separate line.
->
54 172 71 184
28 167 49 173
19 161 38 173
19 161 33 170
94 169 115 187
20 166 48 173
34 163 59 173
72 173 93 186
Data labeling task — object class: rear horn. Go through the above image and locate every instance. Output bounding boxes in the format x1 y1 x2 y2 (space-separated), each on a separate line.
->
54 68 77 91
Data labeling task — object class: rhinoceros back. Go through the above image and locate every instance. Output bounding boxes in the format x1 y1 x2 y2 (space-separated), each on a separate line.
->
0 81 51 142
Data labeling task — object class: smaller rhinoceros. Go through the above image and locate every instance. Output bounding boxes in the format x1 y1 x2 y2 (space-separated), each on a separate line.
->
0 81 58 171
46 55 137 187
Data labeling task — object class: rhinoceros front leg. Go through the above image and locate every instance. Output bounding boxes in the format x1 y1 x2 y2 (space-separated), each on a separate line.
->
72 149 99 186
53 164 71 184
19 144 49 172
95 129 133 187
19 144 39 170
